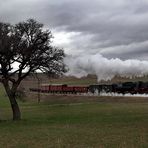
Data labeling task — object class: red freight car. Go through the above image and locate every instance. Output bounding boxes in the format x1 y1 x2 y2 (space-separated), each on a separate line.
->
38 84 89 94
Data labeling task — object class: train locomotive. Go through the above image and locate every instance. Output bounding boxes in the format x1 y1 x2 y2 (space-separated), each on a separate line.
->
29 81 148 95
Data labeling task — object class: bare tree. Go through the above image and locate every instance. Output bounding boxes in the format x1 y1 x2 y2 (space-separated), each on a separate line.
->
0 19 66 120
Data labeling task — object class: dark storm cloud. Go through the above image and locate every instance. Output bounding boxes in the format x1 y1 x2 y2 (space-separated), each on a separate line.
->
1 0 148 59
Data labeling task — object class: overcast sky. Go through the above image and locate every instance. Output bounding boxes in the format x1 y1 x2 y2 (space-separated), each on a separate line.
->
1 0 148 60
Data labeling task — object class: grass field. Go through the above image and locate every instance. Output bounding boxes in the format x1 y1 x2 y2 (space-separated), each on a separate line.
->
0 85 148 147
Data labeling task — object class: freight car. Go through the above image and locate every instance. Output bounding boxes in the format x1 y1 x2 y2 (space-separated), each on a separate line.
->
114 81 148 94
30 84 89 94
134 81 148 94
112 82 137 94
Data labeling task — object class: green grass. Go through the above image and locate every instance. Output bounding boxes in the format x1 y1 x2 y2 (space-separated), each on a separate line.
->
0 84 148 147
0 101 148 147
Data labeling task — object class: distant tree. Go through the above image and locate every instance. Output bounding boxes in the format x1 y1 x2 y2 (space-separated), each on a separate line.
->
0 19 66 120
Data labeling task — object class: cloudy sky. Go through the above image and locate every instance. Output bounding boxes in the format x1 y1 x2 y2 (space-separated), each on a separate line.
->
1 0 148 60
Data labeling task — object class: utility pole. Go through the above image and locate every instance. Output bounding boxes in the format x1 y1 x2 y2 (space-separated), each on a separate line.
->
36 73 41 103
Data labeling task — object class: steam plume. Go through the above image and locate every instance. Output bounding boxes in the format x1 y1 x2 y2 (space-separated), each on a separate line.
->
64 53 148 81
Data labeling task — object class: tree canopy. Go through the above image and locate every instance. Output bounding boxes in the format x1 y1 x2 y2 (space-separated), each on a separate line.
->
0 19 66 120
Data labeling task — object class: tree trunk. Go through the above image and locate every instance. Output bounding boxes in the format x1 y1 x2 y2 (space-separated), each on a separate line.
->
8 95 21 120
3 81 21 120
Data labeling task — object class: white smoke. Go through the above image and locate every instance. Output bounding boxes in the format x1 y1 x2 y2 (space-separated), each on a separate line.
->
64 53 148 81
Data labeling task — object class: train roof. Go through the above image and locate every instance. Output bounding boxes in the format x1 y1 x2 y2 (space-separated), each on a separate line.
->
41 84 67 86
40 84 89 87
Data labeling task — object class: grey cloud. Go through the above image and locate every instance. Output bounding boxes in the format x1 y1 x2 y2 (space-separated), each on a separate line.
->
100 41 148 60
0 0 148 60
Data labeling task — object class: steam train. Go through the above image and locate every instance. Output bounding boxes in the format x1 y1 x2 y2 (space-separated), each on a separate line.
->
30 81 148 95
